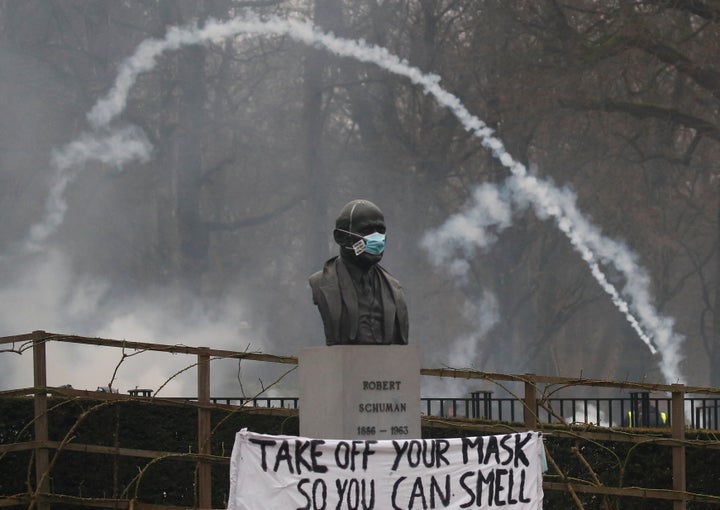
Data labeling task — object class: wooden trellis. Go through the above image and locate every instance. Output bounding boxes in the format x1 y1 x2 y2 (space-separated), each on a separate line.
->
1 330 720 509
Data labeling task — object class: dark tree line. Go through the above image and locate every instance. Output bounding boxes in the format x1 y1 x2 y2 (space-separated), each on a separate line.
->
0 0 718 386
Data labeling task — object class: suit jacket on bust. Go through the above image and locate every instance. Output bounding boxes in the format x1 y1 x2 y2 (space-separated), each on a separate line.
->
309 256 409 345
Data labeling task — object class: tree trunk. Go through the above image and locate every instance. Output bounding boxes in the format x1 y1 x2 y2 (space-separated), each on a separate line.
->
174 42 208 287
712 192 720 387
303 0 343 270
156 1 208 290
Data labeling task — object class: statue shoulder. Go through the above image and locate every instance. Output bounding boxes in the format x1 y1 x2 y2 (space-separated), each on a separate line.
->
308 269 322 287
309 256 339 289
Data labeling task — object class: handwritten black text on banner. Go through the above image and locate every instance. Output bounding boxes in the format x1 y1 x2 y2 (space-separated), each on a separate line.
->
228 429 545 509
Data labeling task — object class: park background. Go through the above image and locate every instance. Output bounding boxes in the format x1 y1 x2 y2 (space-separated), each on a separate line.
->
0 0 719 400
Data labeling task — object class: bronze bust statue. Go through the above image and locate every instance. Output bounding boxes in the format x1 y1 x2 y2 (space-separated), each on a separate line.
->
309 199 409 346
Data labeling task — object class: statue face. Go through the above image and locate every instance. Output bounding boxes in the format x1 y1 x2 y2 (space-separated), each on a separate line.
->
334 200 386 267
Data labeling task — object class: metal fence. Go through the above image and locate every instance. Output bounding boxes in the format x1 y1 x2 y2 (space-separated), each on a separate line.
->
173 392 720 430
421 393 686 427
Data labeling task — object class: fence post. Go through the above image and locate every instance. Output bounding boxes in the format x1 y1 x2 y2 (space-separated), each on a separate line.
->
483 391 493 420
524 374 538 429
32 330 50 510
671 384 686 510
197 347 211 509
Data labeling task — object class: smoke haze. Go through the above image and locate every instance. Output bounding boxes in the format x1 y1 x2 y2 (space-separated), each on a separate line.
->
0 248 286 396
0 7 701 399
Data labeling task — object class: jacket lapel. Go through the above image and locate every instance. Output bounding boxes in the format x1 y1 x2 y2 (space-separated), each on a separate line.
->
335 259 359 338
379 267 409 344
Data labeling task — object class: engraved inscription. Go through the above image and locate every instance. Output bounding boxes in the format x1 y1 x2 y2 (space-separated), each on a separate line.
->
362 380 402 391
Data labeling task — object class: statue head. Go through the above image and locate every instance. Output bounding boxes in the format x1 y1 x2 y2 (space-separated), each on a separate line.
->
333 199 386 269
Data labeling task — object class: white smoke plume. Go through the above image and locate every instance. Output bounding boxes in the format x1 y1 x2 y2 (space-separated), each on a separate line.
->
425 172 684 382
14 14 683 384
450 291 500 368
419 186 509 380
0 249 280 396
23 125 152 253
421 290 499 397
564 402 614 427
422 184 513 281
508 173 683 380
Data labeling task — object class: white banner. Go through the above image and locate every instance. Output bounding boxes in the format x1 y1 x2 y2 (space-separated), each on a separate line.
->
228 429 545 510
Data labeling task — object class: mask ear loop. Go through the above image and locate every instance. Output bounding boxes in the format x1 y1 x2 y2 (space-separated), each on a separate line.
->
335 227 367 255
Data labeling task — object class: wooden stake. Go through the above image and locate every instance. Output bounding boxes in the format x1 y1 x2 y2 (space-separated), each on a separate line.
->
671 385 686 510
32 331 50 510
197 347 211 509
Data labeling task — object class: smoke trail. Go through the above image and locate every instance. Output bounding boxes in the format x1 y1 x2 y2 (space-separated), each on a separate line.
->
424 174 684 382
451 291 500 367
424 174 664 356
26 14 682 382
509 173 683 379
422 184 513 281
23 125 151 253
421 290 500 397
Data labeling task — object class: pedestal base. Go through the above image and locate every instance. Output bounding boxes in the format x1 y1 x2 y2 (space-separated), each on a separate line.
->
299 345 421 440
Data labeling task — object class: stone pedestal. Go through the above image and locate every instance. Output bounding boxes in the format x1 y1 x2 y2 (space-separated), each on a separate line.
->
299 345 421 440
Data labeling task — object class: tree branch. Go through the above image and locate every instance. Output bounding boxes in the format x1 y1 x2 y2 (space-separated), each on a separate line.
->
560 98 720 141
203 193 305 232
664 0 720 20
557 20 720 100
628 35 720 100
